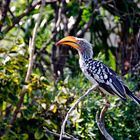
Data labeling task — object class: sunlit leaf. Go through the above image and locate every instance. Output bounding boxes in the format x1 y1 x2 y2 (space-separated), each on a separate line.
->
27 84 33 93
49 104 57 113
114 16 120 23
56 95 67 104
10 45 18 53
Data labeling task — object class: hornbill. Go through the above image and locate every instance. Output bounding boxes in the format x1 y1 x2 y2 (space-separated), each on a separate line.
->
56 36 140 105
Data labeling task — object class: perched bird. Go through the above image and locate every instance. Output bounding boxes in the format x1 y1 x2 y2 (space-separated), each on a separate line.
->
56 36 140 105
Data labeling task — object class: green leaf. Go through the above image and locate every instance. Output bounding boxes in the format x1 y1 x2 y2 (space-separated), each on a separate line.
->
129 27 133 33
100 7 106 17
8 93 18 105
5 16 12 26
0 48 7 53
19 133 29 140
108 50 116 70
34 128 44 140
22 109 33 120
10 45 18 53
114 16 120 23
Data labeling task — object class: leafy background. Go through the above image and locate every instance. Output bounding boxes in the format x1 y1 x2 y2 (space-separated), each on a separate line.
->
0 0 140 140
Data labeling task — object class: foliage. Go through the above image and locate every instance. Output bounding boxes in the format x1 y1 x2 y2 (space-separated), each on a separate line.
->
0 0 140 140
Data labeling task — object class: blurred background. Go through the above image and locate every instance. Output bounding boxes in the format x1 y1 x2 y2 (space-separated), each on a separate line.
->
0 0 140 139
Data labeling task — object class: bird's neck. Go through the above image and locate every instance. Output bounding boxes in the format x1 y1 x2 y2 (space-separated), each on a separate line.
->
78 51 93 62
79 52 93 71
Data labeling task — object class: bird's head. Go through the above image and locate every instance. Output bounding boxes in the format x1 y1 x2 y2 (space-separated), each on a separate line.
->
56 36 93 59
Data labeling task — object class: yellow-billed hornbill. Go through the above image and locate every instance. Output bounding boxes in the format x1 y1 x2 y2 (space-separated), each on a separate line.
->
56 36 140 105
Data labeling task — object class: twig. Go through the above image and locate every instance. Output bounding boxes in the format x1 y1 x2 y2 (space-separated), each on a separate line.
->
69 9 83 35
51 1 64 80
96 100 114 140
59 83 99 140
35 1 60 57
1 0 56 35
76 8 98 37
9 0 45 126
43 127 78 140
2 1 40 34
76 0 113 37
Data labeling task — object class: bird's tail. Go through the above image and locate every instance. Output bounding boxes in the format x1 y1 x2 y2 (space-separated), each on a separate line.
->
124 85 140 105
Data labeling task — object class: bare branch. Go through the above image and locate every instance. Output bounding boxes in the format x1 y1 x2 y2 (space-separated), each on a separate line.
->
25 2 44 82
59 84 99 140
76 10 98 37
1 0 57 35
69 9 83 35
76 0 114 37
2 1 39 34
51 1 65 80
43 127 78 140
61 1 69 36
96 100 114 140
9 0 45 126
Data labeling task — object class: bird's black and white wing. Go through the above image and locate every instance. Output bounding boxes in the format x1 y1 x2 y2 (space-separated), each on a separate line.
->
85 59 127 101
85 59 140 105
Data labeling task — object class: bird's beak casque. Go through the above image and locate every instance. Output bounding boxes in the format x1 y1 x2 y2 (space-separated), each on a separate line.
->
56 36 80 50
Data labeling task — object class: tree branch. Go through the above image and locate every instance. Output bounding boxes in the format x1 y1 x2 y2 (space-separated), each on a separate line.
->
9 0 45 126
96 100 114 140
76 8 99 37
2 1 40 34
69 9 83 35
59 83 99 140
1 0 56 35
76 0 113 37
43 127 78 140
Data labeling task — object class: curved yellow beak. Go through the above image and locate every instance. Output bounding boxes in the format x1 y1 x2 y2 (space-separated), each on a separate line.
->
56 36 80 49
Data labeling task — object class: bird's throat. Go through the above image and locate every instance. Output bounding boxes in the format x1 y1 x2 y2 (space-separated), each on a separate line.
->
79 49 92 60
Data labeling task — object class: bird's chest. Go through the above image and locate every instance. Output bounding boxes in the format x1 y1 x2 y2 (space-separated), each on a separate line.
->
79 59 98 85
